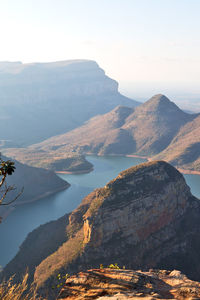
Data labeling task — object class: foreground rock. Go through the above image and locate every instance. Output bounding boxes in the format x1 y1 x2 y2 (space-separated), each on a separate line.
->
58 268 200 299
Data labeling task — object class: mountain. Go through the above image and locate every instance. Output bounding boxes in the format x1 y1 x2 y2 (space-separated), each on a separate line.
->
0 156 69 220
2 161 200 298
0 60 139 146
26 94 197 155
4 94 200 172
154 114 200 171
58 268 200 299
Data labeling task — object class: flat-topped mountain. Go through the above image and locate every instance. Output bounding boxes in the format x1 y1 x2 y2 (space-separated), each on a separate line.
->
2 161 200 298
0 156 69 220
0 60 138 146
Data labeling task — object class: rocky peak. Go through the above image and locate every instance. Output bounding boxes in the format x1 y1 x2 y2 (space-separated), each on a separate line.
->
138 94 186 115
83 161 191 248
6 160 200 298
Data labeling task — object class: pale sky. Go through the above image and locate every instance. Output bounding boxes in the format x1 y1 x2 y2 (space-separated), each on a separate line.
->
0 0 200 102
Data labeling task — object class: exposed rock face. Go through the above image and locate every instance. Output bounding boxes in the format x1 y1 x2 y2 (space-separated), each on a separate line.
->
0 60 138 146
3 161 200 299
58 268 200 299
30 162 200 295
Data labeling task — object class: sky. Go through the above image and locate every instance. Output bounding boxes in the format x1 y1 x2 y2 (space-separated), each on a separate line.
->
0 0 200 104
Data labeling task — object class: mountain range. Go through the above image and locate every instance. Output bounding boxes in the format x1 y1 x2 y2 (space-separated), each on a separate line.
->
0 60 138 146
2 160 200 299
5 94 200 173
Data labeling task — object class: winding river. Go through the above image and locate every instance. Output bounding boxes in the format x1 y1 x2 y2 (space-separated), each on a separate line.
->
0 156 199 268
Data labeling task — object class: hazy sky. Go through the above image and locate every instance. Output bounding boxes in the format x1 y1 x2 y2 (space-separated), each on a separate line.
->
1 0 200 101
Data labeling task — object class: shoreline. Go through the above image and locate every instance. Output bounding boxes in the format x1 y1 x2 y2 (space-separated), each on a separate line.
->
85 153 200 176
0 184 70 221
56 167 94 175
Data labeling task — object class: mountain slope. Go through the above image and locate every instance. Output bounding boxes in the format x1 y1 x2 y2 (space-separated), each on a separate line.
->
154 114 200 171
28 94 197 157
0 156 69 220
4 94 200 172
122 94 196 154
0 60 139 146
3 161 200 299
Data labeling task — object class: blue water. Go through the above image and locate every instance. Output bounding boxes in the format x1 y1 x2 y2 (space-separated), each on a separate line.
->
0 156 199 267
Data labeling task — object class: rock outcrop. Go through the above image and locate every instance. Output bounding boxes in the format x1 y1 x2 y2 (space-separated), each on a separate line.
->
3 160 200 299
2 159 200 300
58 268 200 299
0 60 138 146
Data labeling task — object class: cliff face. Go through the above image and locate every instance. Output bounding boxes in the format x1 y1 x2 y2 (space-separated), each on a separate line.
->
32 161 200 295
0 60 138 146
3 161 200 298
58 268 200 300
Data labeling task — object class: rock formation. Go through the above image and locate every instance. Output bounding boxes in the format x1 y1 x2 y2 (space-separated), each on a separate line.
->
58 268 200 299
0 60 138 146
2 161 200 299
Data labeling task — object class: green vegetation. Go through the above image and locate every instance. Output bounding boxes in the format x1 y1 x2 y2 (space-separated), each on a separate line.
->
52 273 70 290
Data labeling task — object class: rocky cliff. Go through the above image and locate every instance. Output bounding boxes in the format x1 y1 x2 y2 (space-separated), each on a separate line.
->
0 60 138 146
58 268 200 299
3 161 200 299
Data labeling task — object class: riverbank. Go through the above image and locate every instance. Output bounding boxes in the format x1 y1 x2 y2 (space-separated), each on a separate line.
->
0 183 70 221
56 167 94 174
94 153 200 176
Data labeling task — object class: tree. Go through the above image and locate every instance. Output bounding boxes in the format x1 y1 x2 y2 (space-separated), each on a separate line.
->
0 156 23 222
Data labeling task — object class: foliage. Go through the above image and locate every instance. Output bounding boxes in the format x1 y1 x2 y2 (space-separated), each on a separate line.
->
108 263 120 269
51 273 70 290
0 156 23 222
0 273 43 300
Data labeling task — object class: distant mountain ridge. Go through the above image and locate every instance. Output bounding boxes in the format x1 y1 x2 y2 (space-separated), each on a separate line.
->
0 59 139 146
10 93 200 173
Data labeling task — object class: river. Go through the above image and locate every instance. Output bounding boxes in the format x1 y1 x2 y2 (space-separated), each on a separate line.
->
0 156 199 268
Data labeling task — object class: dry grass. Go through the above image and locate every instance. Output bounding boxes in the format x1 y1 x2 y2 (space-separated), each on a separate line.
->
0 273 44 300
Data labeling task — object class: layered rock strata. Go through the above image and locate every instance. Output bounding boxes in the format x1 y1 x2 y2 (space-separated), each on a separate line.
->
58 268 200 300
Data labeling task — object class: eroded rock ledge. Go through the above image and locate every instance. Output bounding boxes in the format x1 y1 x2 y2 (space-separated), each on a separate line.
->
58 268 200 299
